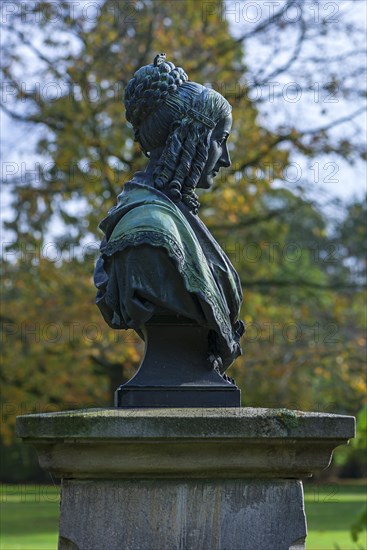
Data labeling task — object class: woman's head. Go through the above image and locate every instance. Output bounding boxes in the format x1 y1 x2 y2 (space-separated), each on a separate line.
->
124 54 232 212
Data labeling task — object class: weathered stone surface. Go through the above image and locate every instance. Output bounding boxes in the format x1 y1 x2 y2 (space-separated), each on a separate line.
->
16 406 355 439
16 408 355 550
59 479 306 550
16 407 355 479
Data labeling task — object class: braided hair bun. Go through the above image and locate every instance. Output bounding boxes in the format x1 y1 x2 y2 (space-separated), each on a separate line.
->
124 53 188 131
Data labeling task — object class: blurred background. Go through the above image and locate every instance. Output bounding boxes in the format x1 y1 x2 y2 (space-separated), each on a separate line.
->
0 2 366 542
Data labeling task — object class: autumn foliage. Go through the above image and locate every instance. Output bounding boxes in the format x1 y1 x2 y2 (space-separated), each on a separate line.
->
1 1 366 469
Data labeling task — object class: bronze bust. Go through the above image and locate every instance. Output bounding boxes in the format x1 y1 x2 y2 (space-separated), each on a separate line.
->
94 54 244 407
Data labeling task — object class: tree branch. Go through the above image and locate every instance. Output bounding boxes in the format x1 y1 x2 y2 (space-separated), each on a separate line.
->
237 106 367 170
253 19 307 85
209 203 304 232
241 278 366 290
2 23 71 83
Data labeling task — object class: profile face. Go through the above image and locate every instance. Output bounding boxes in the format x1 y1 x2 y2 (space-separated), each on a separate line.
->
197 113 232 190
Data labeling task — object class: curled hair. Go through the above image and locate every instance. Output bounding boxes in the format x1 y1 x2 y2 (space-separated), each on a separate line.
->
124 55 232 212
125 54 188 136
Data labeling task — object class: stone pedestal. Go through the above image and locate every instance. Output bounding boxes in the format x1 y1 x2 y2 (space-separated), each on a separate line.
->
16 408 355 550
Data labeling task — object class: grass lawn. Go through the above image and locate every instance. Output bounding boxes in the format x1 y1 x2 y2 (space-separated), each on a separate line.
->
304 481 367 550
0 482 366 549
0 484 59 550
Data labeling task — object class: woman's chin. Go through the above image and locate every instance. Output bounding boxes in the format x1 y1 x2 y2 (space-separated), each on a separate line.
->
197 174 214 190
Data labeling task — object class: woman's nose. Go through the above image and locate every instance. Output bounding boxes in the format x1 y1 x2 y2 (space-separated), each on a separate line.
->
220 143 231 168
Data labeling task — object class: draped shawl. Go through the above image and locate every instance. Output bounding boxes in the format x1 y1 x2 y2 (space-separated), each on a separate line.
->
94 174 244 370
